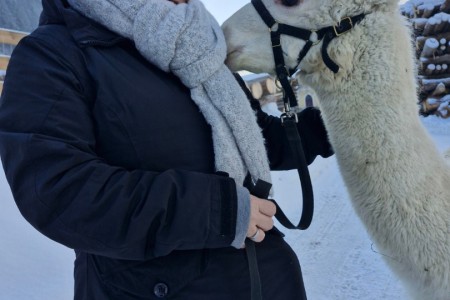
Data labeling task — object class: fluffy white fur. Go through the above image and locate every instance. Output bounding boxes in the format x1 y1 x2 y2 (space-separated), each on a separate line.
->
223 0 450 299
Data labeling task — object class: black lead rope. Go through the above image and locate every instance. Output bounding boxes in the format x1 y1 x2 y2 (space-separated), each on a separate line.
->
244 179 272 300
235 73 312 300
238 1 367 299
234 73 314 231
275 117 314 229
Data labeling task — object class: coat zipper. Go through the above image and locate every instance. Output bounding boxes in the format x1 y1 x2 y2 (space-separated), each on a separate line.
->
80 37 126 48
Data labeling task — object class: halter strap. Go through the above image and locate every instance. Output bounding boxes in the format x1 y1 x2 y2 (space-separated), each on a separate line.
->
251 0 276 28
251 0 366 76
319 15 366 73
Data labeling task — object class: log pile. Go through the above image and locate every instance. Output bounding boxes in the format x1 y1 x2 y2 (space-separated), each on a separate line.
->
242 73 317 112
242 73 285 111
402 0 450 118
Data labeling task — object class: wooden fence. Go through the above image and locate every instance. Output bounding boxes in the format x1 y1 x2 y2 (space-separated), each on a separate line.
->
0 28 28 94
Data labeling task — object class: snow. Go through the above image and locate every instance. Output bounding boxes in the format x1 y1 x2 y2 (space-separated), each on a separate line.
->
0 116 449 300
262 102 282 117
242 73 272 83
401 0 445 16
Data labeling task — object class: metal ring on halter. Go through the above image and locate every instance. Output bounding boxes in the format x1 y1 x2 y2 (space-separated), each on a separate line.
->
269 22 279 32
249 228 260 242
309 30 321 46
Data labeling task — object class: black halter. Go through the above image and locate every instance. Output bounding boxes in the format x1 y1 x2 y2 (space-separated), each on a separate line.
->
251 0 366 111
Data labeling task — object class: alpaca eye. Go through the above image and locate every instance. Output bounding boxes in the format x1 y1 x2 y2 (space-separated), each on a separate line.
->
281 0 299 7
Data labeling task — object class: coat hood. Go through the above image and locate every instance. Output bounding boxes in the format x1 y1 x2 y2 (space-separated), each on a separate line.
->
39 0 123 45
40 0 67 25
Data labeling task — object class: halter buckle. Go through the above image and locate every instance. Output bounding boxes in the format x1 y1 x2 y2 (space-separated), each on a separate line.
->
333 17 353 36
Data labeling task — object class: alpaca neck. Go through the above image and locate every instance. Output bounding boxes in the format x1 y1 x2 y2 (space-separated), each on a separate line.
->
308 11 447 206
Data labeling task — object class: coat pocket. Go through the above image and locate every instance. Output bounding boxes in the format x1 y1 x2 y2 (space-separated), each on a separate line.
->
93 249 209 299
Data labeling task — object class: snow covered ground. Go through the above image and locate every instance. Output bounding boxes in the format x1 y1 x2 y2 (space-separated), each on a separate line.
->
0 116 449 300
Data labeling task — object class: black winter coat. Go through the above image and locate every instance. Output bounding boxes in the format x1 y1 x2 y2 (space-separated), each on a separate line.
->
0 0 332 299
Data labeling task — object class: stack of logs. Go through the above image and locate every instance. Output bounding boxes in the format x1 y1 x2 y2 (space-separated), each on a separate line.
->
402 0 450 118
242 73 317 112
242 74 285 111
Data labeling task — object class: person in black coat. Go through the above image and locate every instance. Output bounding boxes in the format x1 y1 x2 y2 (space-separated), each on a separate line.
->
0 0 333 299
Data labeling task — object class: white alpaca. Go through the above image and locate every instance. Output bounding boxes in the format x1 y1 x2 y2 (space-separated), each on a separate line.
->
223 0 450 299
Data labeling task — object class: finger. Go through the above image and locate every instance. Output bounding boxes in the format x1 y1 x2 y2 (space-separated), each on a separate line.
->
258 200 276 217
255 215 274 231
248 228 265 243
247 226 258 238
253 229 265 243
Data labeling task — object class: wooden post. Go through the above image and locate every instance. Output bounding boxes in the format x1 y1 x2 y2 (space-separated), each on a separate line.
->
421 77 450 92
0 55 10 70
414 18 428 33
425 64 436 75
423 18 438 36
421 38 439 57
435 15 447 33
431 82 446 96
265 78 276 94
441 0 450 13
0 28 27 46
251 82 263 99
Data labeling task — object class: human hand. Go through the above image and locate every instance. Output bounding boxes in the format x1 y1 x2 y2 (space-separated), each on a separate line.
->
247 195 276 243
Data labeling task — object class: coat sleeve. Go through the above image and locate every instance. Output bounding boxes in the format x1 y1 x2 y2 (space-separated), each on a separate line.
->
260 108 334 170
0 35 237 260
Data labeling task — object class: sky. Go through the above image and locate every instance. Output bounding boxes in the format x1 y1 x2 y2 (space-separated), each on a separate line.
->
201 0 246 25
202 0 410 25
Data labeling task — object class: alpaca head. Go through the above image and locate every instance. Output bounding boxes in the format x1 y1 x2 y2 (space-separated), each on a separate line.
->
222 0 399 80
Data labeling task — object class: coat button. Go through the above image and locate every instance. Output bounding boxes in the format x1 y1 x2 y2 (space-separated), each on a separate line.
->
153 283 169 298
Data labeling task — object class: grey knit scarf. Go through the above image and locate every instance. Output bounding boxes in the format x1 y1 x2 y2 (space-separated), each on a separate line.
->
68 0 271 185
